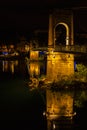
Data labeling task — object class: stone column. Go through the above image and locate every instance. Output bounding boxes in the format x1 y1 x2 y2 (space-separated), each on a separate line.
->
66 36 69 45
71 12 74 45
48 14 53 48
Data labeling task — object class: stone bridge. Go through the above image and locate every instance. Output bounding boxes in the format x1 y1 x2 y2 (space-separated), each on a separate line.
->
32 45 87 54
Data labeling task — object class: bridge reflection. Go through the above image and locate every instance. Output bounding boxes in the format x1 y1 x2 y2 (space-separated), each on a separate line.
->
45 89 75 130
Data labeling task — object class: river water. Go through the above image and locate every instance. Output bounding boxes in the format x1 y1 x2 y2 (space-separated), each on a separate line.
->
0 53 87 130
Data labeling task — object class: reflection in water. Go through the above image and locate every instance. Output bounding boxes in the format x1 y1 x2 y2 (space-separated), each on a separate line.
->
26 61 47 89
1 52 87 130
44 89 87 130
29 62 40 77
2 60 18 74
46 89 74 118
45 89 75 130
27 61 46 78
2 60 8 72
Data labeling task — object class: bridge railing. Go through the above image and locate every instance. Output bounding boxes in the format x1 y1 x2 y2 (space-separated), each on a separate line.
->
54 45 87 53
54 45 84 53
32 47 48 51
32 45 87 53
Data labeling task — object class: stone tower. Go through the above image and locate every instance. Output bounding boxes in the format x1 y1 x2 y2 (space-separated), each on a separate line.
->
48 9 74 48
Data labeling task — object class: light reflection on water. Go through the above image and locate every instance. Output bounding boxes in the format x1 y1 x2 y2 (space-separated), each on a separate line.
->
45 89 87 130
0 54 87 130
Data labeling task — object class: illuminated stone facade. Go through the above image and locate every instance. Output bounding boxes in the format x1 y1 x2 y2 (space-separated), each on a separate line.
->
46 52 74 82
30 50 39 60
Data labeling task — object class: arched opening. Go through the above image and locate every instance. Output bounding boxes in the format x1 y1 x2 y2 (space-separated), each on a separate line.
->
54 22 69 47
55 24 66 45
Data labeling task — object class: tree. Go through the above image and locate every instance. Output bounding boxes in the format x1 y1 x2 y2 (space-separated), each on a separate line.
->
75 63 87 82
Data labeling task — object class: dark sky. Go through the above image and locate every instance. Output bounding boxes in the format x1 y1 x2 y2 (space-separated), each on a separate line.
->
0 0 87 39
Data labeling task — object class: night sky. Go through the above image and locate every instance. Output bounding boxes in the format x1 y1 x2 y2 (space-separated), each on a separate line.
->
0 0 87 40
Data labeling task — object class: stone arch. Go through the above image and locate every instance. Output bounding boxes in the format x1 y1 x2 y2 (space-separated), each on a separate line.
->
48 9 74 48
54 22 69 46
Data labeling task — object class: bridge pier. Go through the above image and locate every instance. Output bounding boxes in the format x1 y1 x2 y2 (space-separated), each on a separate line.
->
30 50 39 60
46 52 74 82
